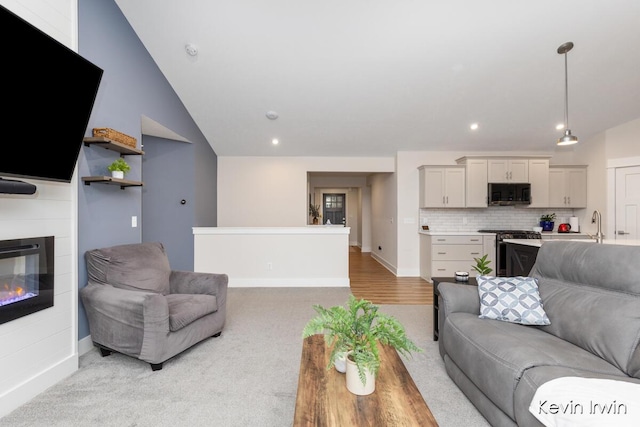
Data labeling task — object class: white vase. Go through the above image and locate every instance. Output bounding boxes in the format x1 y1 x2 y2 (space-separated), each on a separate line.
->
334 352 346 373
111 171 124 179
345 355 375 395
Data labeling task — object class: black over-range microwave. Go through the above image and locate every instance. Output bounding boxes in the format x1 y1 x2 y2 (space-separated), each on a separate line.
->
488 183 531 205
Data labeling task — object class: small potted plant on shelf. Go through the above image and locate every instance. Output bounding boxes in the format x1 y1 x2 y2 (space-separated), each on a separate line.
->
302 295 422 396
472 254 493 276
309 203 321 224
107 158 131 179
539 213 556 232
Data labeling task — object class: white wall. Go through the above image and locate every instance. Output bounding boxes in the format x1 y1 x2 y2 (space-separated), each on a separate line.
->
0 1 80 418
194 227 350 286
369 172 397 273
217 156 394 226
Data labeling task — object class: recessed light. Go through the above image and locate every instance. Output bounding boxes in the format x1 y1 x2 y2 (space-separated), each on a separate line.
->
470 123 479 130
556 123 565 130
272 139 279 145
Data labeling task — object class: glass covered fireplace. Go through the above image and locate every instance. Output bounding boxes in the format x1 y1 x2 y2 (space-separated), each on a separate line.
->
0 236 54 325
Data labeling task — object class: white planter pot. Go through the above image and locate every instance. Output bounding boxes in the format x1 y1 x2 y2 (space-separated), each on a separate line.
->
334 352 347 373
345 355 375 395
111 171 124 179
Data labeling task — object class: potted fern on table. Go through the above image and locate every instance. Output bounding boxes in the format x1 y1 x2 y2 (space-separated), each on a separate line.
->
302 294 422 395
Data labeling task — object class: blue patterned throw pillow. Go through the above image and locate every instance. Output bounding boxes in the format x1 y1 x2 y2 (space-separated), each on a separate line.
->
477 276 550 325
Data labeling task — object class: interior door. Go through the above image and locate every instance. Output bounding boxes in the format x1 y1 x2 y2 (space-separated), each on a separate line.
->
615 166 640 240
323 193 345 225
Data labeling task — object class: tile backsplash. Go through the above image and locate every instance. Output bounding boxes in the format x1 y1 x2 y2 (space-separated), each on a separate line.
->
419 207 577 232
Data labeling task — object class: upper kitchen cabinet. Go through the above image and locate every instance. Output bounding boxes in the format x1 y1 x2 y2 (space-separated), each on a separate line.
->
527 158 550 208
488 158 529 183
419 166 466 208
457 157 488 207
548 166 587 208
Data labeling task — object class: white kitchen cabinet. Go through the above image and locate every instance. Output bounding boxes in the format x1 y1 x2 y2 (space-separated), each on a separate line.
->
459 158 488 207
419 166 465 208
548 166 587 208
420 234 487 280
488 158 529 183
528 158 550 208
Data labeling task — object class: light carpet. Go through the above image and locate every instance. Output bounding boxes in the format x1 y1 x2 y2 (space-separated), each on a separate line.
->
1 287 489 426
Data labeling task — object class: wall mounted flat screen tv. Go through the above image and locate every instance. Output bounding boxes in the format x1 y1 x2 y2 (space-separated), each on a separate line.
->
1 5 103 184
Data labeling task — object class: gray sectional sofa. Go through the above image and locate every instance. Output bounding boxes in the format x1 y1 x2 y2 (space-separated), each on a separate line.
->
438 241 640 426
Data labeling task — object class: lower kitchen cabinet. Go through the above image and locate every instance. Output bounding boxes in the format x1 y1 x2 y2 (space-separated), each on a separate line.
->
420 234 494 279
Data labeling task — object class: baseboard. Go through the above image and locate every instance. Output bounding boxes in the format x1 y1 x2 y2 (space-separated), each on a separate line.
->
370 252 397 275
78 335 95 356
228 278 350 287
0 354 78 418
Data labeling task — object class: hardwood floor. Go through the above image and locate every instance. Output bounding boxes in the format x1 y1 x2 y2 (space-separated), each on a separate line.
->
349 247 433 305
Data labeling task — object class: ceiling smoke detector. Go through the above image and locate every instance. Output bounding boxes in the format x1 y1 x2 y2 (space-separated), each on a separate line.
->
185 44 198 56
266 110 279 120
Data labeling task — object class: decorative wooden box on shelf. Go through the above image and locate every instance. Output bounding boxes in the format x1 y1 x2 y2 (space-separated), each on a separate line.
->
82 136 144 189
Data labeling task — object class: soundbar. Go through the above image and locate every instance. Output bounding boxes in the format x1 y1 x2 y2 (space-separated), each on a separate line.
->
0 177 37 194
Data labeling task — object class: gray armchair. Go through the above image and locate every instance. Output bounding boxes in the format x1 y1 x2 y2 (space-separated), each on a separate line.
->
80 242 228 371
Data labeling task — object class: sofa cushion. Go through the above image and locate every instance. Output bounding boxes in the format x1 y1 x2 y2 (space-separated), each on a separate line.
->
530 242 640 378
477 276 550 325
443 312 623 420
86 242 171 295
166 294 218 332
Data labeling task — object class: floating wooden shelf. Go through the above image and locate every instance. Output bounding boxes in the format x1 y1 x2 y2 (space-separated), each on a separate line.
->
82 176 143 189
83 137 144 156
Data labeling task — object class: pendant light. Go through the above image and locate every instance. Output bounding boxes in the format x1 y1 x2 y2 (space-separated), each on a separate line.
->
557 42 578 146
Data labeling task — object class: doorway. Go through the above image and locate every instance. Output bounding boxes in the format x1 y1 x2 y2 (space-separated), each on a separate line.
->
615 165 640 240
323 193 345 225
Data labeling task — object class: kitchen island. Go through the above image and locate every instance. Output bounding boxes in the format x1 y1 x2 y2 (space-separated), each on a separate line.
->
503 238 640 276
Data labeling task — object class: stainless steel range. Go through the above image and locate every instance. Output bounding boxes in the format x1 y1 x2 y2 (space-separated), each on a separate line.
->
477 229 542 276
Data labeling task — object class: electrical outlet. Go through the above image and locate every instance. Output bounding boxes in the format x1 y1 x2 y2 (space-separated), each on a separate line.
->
131 216 137 227
267 262 272 271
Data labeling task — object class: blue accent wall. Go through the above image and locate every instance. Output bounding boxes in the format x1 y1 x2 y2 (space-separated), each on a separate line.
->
76 0 217 339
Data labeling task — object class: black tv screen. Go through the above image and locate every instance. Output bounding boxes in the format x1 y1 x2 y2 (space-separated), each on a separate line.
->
1 5 103 183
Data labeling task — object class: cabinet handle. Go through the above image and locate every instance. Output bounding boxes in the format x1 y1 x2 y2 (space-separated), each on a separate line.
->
470 252 480 255
436 239 446 242
437 252 447 255
442 196 445 204
618 230 630 235
505 171 509 180
446 196 449 204
470 239 480 242
563 196 567 204
509 171 512 180
437 268 446 271
567 196 571 205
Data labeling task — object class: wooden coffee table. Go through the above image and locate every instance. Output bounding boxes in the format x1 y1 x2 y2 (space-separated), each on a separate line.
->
293 334 438 426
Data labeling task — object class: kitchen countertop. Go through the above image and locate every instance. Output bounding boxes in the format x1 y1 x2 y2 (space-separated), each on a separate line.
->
418 231 496 236
503 238 640 247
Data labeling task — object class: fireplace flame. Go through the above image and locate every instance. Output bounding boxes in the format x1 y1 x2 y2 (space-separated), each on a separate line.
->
1 282 31 306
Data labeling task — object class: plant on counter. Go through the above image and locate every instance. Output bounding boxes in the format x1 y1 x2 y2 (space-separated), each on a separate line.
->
540 213 556 232
472 254 493 276
540 213 556 222
302 295 422 394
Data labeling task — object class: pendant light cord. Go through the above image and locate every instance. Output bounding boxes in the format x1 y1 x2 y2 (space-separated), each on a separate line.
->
564 52 570 130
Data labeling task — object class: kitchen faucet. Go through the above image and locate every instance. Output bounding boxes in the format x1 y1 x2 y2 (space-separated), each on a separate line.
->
591 210 604 243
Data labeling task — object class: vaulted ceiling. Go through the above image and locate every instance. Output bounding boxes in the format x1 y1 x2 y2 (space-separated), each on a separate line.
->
115 1 640 157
